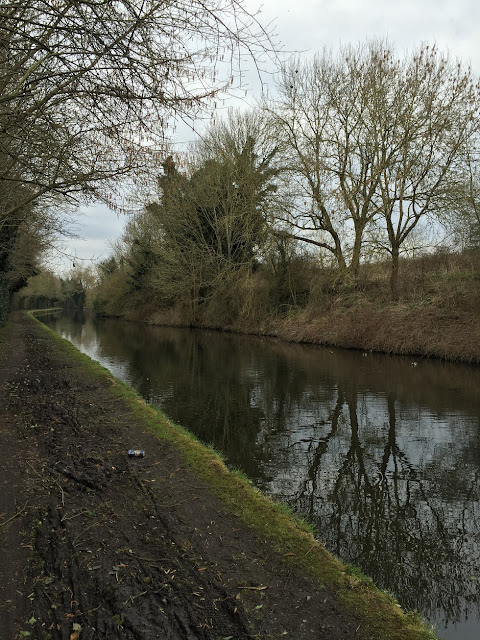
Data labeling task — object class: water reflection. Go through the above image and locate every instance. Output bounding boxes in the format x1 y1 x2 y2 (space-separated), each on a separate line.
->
263 387 479 632
42 310 480 640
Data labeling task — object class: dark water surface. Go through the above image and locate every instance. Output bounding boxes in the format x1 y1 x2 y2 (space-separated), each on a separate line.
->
42 310 480 640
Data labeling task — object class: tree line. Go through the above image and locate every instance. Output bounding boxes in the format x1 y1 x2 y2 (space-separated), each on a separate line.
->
3 5 480 323
0 0 272 323
90 40 480 323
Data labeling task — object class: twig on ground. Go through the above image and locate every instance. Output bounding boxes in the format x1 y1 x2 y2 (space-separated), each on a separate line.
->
73 521 101 546
0 501 29 528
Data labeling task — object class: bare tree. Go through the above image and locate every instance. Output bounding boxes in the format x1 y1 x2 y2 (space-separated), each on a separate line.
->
439 146 480 249
0 0 274 319
0 0 274 215
267 41 480 297
369 45 480 298
266 44 389 279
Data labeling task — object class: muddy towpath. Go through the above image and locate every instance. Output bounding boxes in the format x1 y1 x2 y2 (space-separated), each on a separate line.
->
0 312 436 640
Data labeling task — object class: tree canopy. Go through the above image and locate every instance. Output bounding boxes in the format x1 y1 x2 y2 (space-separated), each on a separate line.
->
0 0 274 320
0 0 273 213
128 121 279 319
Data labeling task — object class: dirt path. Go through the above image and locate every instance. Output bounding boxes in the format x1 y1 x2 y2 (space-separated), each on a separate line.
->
0 313 427 640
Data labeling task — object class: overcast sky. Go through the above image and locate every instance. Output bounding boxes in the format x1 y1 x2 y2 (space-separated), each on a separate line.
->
51 0 480 274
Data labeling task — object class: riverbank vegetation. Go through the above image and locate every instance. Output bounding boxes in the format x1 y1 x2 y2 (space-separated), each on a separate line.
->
19 40 480 361
81 241 480 363
101 42 480 310
0 0 274 325
4 15 480 360
7 32 480 364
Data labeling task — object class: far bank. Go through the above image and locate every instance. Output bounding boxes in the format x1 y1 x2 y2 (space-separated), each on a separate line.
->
139 296 480 364
16 249 480 363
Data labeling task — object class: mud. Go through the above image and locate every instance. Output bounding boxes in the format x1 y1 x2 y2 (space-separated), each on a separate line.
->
0 313 363 639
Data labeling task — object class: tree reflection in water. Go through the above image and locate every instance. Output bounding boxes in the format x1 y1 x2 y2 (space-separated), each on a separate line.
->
43 311 480 639
259 386 480 632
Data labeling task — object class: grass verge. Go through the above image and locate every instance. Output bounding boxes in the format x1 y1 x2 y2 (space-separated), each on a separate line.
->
28 309 438 640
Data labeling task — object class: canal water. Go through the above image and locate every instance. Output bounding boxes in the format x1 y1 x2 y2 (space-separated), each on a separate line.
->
42 310 480 640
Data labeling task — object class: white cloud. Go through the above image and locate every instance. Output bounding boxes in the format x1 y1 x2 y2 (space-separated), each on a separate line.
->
252 0 480 69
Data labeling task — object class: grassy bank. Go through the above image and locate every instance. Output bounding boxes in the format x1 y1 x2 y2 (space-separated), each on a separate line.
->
138 250 480 364
28 310 438 640
17 249 480 363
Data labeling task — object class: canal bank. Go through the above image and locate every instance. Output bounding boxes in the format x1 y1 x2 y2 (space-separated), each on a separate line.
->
0 311 437 640
141 299 480 365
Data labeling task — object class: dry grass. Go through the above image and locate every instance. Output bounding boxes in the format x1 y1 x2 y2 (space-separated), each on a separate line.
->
127 248 480 363
273 304 480 361
268 249 480 362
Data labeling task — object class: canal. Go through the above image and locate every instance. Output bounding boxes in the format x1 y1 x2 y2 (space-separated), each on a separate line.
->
42 310 480 640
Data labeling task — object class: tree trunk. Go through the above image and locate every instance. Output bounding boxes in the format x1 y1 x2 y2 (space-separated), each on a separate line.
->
350 224 364 283
390 248 400 301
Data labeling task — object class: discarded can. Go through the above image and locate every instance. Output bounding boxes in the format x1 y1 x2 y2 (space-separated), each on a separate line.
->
128 449 145 457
